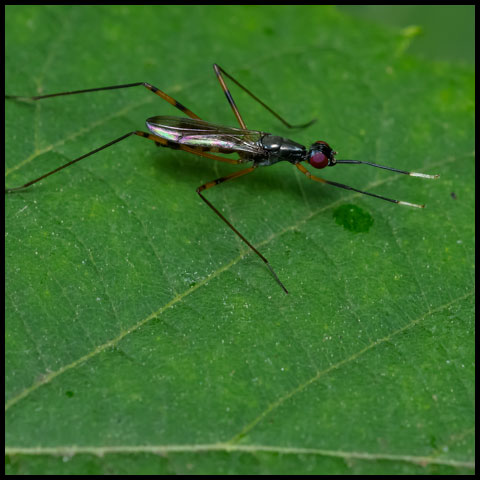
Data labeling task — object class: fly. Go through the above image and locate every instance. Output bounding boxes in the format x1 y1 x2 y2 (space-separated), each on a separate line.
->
5 64 439 294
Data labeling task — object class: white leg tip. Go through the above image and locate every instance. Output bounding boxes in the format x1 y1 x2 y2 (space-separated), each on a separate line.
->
409 172 439 179
398 201 425 208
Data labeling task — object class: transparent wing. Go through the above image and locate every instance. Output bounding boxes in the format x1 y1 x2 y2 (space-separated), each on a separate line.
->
146 115 266 155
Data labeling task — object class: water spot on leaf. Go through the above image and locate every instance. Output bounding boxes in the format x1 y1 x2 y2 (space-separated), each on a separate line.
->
333 204 374 233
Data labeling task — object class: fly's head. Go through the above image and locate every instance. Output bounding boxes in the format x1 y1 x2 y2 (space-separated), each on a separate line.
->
307 141 337 169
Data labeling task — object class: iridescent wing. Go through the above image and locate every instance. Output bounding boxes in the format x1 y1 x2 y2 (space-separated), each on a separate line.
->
146 115 266 155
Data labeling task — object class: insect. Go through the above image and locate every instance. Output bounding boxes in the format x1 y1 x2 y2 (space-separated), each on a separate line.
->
5 64 438 294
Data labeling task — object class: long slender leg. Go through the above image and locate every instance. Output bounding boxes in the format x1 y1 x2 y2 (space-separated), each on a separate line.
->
213 64 316 129
197 167 289 294
5 131 243 193
6 82 201 119
295 163 425 208
213 64 247 129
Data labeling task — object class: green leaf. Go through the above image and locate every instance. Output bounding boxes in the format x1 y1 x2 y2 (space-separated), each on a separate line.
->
5 5 474 475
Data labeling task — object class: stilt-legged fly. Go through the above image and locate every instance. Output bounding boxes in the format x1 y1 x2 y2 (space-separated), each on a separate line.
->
5 64 438 294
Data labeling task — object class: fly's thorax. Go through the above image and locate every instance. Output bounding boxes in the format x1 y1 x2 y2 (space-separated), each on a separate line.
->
255 134 307 166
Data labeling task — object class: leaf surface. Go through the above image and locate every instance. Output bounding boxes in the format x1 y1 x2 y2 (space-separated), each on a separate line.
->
5 5 474 475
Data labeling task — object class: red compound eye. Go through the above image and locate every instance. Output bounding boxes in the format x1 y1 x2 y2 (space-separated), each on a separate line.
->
309 152 329 169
